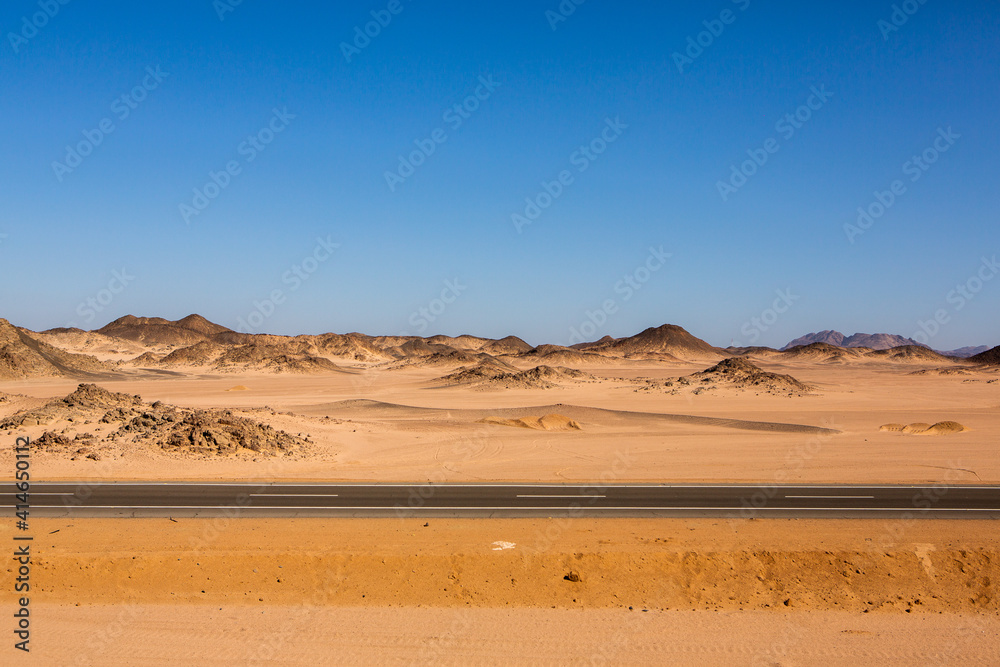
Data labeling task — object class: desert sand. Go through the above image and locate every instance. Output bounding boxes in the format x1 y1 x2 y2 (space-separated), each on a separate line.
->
3 518 998 665
2 359 997 484
2 315 998 663
20 605 999 666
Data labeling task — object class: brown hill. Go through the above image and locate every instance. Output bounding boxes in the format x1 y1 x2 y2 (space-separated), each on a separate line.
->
863 345 953 364
41 326 85 335
369 335 412 349
686 358 812 394
438 362 595 391
309 333 391 362
158 341 226 366
172 314 231 336
380 339 509 367
438 359 522 385
135 339 347 375
212 343 346 374
587 324 726 361
780 342 865 363
569 335 616 351
386 348 486 369
0 319 114 380
726 346 783 358
222 353 343 374
425 334 491 351
125 351 166 367
33 328 149 361
447 357 520 376
392 339 456 358
479 336 533 356
97 314 234 346
970 346 1000 366
518 365 595 383
518 344 612 366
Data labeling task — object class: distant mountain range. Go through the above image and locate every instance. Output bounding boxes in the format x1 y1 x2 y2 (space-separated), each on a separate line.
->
938 345 992 358
4 314 998 381
781 331 990 358
782 331 919 350
3 316 731 380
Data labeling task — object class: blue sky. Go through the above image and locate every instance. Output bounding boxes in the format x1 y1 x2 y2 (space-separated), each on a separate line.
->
1 0 997 349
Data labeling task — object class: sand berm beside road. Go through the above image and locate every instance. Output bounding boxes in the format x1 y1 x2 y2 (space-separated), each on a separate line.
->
4 517 998 664
4 518 996 613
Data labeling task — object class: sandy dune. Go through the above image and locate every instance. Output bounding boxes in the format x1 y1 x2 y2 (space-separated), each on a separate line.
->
1 313 998 484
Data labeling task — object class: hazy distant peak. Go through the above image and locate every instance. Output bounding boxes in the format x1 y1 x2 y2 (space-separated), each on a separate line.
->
783 331 923 351
781 331 845 350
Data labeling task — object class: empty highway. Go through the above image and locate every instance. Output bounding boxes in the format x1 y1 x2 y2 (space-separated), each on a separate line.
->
4 482 1000 518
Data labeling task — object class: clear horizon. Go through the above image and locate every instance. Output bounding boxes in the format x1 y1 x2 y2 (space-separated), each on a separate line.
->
2 1 997 350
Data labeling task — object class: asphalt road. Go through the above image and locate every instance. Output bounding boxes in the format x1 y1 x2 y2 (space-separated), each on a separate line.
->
4 482 1000 518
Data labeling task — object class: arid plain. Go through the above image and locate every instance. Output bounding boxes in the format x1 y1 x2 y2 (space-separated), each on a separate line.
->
2 314 998 664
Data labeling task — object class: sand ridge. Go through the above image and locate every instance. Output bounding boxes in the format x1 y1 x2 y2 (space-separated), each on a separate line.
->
880 421 969 435
310 399 839 434
478 414 582 431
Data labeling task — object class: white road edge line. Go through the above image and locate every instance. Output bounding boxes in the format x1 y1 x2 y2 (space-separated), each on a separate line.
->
18 484 1000 489
8 506 997 511
784 495 875 499
248 494 339 497
516 495 607 499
